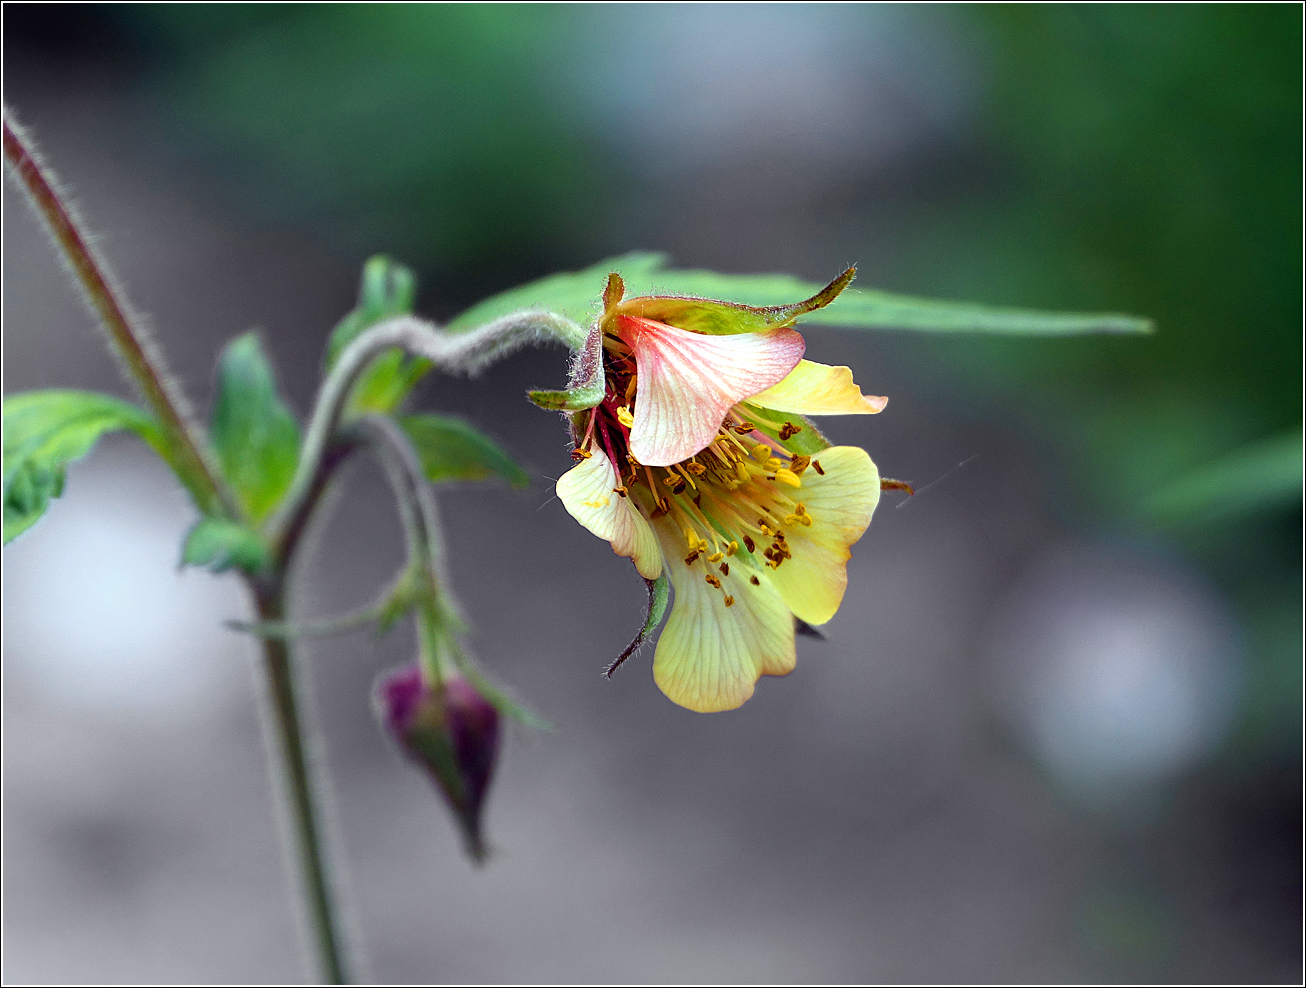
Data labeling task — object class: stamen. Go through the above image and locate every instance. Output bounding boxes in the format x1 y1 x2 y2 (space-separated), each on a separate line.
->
773 469 802 488
789 455 810 474
724 595 735 607
624 375 638 399
751 445 773 463
743 535 756 553
707 552 723 563
812 459 825 476
750 575 760 585
616 406 635 428
705 574 722 589
613 485 628 498
719 562 730 576
778 422 802 440
571 447 593 461
726 541 739 556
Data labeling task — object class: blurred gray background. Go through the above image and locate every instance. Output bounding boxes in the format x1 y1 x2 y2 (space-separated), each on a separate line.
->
4 5 1300 984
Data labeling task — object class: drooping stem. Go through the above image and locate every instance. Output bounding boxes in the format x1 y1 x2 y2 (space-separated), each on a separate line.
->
254 585 350 985
2 113 238 519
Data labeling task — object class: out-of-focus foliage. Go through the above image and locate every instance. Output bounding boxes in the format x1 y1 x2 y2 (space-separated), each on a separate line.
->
125 5 608 279
2 390 165 544
399 415 529 490
181 516 268 575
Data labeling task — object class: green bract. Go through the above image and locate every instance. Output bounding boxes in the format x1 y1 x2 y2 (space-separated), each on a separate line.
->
211 332 302 523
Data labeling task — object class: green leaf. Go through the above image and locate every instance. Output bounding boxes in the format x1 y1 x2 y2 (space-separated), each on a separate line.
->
398 415 529 489
447 253 1153 337
210 332 301 522
3 390 166 544
1142 430 1303 526
181 516 269 574
606 573 671 678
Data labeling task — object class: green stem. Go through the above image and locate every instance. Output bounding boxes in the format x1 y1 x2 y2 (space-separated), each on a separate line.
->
254 585 350 985
2 113 239 519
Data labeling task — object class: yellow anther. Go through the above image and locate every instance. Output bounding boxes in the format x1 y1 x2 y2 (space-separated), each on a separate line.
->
789 455 810 474
724 595 735 607
765 457 785 471
624 375 638 399
613 485 628 498
707 552 723 563
726 541 739 556
759 523 773 536
616 406 635 428
686 461 706 476
751 445 773 463
774 468 802 488
572 446 593 460
735 460 751 485
705 574 722 589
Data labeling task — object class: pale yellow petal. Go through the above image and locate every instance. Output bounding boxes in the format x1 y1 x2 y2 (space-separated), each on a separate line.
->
748 359 887 416
650 517 795 712
556 450 663 579
765 446 880 625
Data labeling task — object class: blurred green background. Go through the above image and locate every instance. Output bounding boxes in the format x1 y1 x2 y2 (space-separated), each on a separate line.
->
4 3 1300 983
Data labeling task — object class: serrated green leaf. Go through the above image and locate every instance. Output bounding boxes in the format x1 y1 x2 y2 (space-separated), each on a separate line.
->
3 390 167 544
446 253 1152 337
181 516 269 574
210 333 301 522
1142 431 1303 526
399 415 529 489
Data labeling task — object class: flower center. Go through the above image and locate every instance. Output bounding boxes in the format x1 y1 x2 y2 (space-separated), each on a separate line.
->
572 340 825 607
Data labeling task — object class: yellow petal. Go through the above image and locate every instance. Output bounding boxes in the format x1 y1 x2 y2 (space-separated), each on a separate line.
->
748 359 887 416
649 517 795 712
556 450 663 579
765 446 880 625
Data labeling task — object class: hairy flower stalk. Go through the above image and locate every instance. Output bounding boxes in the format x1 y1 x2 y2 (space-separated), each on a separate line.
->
557 271 888 712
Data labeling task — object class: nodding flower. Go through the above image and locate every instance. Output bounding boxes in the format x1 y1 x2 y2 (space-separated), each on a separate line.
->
555 269 888 712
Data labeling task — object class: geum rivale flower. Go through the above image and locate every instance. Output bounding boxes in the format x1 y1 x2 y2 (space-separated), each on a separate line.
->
555 268 888 712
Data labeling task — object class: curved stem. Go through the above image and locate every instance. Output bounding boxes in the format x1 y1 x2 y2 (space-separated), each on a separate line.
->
266 310 584 561
2 113 239 519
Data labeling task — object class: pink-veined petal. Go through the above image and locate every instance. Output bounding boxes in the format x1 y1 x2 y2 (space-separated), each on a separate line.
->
649 516 796 712
556 449 662 579
748 360 887 416
619 315 804 466
765 446 880 625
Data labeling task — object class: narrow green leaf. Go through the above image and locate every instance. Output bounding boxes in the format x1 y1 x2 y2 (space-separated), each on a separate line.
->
210 333 301 522
3 390 167 544
398 415 529 489
447 253 1152 337
181 516 269 574
1142 431 1303 526
606 573 671 678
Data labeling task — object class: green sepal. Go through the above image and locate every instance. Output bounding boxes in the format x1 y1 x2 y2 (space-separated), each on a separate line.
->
3 389 168 544
398 414 529 489
448 252 1152 337
210 332 301 522
181 516 269 574
615 267 856 335
526 324 606 411
606 572 671 677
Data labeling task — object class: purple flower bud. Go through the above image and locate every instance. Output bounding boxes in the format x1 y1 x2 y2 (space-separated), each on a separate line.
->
376 663 501 863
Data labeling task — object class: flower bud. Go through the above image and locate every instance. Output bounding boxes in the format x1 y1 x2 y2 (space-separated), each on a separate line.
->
376 663 501 862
